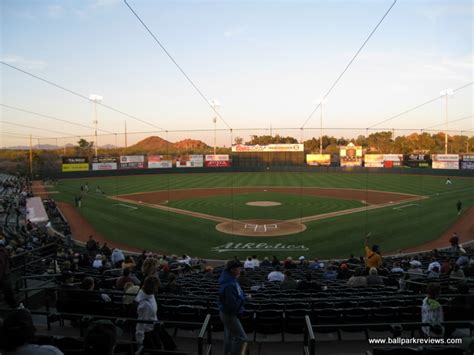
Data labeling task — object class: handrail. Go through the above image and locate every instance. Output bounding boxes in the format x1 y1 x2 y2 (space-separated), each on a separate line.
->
197 314 212 355
311 320 474 330
303 315 315 355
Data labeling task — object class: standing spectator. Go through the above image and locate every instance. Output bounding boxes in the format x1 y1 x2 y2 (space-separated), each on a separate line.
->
365 235 382 269
267 266 285 282
280 271 297 291
135 276 161 348
218 260 247 355
86 235 98 257
111 248 125 268
1 309 63 354
421 283 444 337
101 243 112 257
271 255 280 267
449 233 460 252
0 237 18 308
366 267 384 286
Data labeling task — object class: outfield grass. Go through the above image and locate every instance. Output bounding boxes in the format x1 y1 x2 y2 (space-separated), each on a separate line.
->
165 192 365 220
50 172 474 259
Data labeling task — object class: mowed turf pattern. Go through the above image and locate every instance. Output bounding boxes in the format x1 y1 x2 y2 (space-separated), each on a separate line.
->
50 172 474 259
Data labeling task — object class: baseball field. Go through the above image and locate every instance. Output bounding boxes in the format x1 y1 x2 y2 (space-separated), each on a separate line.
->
46 171 474 259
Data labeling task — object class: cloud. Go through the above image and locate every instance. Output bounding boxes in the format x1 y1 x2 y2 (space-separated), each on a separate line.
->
0 54 47 70
224 25 248 38
90 0 121 9
48 5 64 18
8 10 36 20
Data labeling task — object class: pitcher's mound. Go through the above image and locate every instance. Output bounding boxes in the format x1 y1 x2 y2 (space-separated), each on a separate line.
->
216 219 306 237
246 201 282 207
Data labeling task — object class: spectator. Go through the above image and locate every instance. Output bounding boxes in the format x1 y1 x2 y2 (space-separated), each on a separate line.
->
158 265 171 284
111 249 125 268
271 255 280 267
346 267 367 287
297 272 322 292
141 257 159 284
116 268 139 290
203 266 215 280
218 260 247 355
122 281 140 305
322 265 337 281
408 260 423 280
243 256 255 269
122 255 136 270
86 235 98 256
427 266 440 279
101 243 112 257
450 264 465 280
448 282 474 309
347 254 359 265
421 283 444 337
280 270 297 291
251 255 260 268
260 257 271 267
80 276 111 303
337 263 352 280
1 309 63 354
161 273 181 294
283 257 296 269
428 257 441 272
309 259 322 270
390 261 404 274
365 235 382 269
84 320 120 355
268 266 285 282
92 254 103 269
449 233 460 252
0 236 19 308
135 276 161 348
238 270 253 289
463 260 474 277
366 267 384 286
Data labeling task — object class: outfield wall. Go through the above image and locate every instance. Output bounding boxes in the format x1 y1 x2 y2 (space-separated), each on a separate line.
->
51 165 474 179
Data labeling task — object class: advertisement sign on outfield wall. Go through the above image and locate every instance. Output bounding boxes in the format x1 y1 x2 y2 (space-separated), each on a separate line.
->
119 155 145 169
62 157 89 172
176 154 204 168
383 154 403 168
148 155 172 169
204 155 231 167
92 157 118 171
340 143 363 167
461 155 474 169
431 154 459 170
306 154 331 166
404 154 430 168
364 154 384 168
232 144 304 152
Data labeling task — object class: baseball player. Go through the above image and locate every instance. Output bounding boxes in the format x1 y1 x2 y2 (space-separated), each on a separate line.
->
456 200 462 215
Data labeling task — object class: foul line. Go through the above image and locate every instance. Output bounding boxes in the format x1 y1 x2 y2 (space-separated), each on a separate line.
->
393 203 419 211
113 203 138 211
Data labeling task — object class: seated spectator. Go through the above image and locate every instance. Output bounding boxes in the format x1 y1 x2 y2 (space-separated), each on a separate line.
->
322 266 337 281
309 259 322 270
80 276 111 303
440 258 452 274
141 257 160 283
463 260 474 277
450 264 465 280
84 320 121 355
251 255 260 268
347 254 359 265
158 264 171 283
346 267 367 287
101 242 112 257
449 233 460 252
427 266 440 279
280 271 297 291
116 268 139 290
448 282 474 309
366 267 384 286
244 256 255 269
122 255 136 270
260 257 271 267
122 281 140 305
92 254 103 269
161 273 181 294
421 283 444 337
271 255 280 267
1 309 63 354
408 260 423 279
203 265 215 280
283 257 296 269
390 261 404 274
268 266 284 282
297 272 322 292
238 270 254 289
111 248 125 268
86 235 98 256
337 263 352 280
428 257 441 272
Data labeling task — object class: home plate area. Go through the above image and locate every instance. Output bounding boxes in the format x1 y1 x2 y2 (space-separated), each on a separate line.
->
216 219 306 237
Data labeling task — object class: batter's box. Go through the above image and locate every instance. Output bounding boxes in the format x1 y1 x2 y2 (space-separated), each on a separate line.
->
244 223 278 232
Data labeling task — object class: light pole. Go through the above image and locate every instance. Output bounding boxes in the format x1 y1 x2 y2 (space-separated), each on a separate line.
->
89 94 103 157
318 98 328 154
209 99 220 155
440 89 453 155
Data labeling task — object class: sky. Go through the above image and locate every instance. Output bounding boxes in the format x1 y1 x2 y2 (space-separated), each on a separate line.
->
0 0 473 148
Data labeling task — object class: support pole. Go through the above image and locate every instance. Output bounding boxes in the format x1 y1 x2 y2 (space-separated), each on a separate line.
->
29 134 33 179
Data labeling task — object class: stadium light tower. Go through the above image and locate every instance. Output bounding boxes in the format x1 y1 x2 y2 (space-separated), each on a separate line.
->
209 99 220 155
89 94 103 157
440 89 454 154
318 98 328 154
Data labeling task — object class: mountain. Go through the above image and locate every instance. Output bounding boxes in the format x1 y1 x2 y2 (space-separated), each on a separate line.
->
129 136 210 150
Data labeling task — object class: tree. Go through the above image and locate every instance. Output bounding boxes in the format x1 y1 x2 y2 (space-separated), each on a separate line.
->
76 139 94 156
234 136 243 145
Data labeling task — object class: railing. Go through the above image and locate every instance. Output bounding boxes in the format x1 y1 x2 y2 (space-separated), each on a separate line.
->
303 315 315 355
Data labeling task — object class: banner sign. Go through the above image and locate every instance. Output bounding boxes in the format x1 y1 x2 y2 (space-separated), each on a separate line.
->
404 154 430 168
176 154 204 168
383 154 403 168
62 157 89 172
232 144 304 152
119 155 145 169
204 155 231 167
432 154 459 170
340 143 363 167
364 154 384 168
461 155 474 169
306 154 331 166
92 157 117 171
211 242 308 253
462 155 474 162
148 155 172 169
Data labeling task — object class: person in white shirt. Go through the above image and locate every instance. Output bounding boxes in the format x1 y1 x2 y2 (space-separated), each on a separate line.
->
421 283 444 337
92 254 103 269
428 257 441 272
251 255 260 268
267 266 284 282
244 257 255 269
135 276 160 348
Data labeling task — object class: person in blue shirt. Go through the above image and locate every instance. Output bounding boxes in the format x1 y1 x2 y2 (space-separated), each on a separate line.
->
219 260 248 355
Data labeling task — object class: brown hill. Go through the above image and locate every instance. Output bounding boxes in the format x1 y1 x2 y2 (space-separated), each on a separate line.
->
173 139 210 149
130 136 173 150
130 136 210 150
